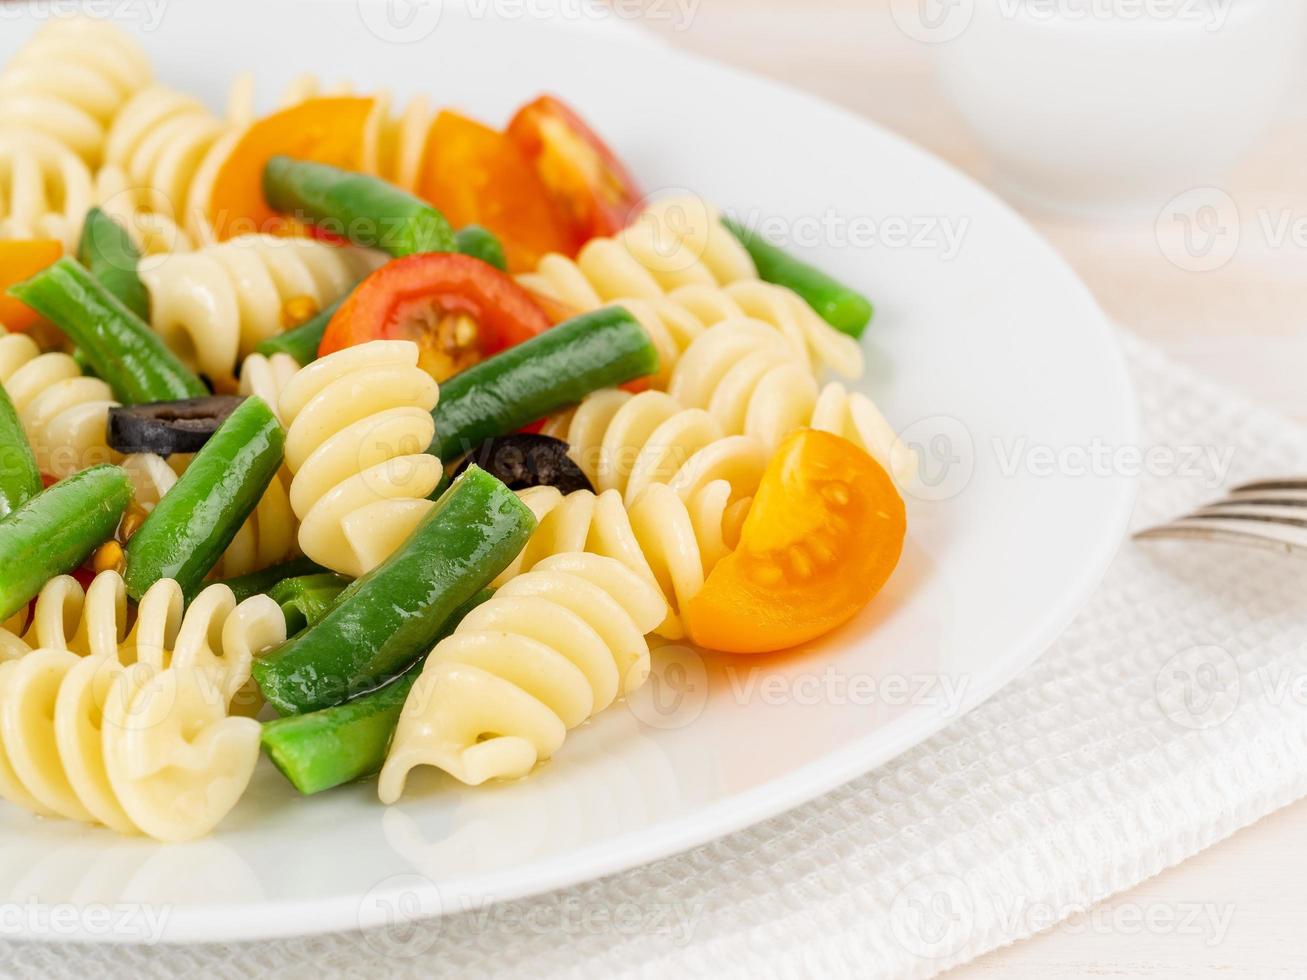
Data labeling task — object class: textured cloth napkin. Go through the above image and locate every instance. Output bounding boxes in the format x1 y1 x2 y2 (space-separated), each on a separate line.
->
9 332 1307 978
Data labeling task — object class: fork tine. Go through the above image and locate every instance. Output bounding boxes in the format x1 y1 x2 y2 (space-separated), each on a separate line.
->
1231 477 1307 493
1193 503 1307 525
1135 516 1307 554
1221 490 1307 506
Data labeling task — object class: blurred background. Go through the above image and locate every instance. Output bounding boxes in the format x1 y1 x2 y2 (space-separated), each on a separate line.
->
627 0 1307 417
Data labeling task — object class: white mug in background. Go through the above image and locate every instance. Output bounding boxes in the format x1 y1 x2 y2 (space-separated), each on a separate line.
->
931 0 1305 217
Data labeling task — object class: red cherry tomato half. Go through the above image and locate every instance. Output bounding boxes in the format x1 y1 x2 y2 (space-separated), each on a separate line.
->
507 95 645 246
318 252 552 381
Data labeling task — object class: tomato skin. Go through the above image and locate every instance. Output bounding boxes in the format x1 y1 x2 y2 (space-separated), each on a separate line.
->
0 240 64 332
318 253 551 379
417 111 573 273
685 429 906 654
507 95 644 245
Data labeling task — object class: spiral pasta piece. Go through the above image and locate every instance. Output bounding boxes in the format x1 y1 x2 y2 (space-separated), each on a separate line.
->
0 326 116 478
139 234 380 381
0 129 95 249
496 483 747 641
0 572 285 840
239 350 300 424
542 387 769 510
95 84 236 253
667 319 918 483
0 18 152 166
378 553 667 795
279 340 443 578
517 196 863 383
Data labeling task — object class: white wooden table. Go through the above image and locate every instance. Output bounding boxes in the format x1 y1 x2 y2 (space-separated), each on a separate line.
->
634 2 1307 976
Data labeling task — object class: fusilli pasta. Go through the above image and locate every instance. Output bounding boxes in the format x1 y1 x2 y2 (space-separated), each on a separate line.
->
667 319 918 482
377 553 666 796
139 233 380 381
0 326 116 478
0 128 94 249
239 350 300 424
0 18 152 166
541 388 769 508
517 196 864 383
279 340 443 578
95 82 240 253
494 483 747 640
0 572 285 840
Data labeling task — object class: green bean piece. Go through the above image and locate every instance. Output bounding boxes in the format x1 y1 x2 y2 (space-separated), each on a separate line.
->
721 216 874 339
263 156 456 258
252 295 347 366
455 224 507 271
429 306 659 460
77 207 149 321
0 465 131 620
267 573 350 636
261 589 493 794
0 386 42 520
252 467 535 714
123 396 285 601
8 258 207 403
216 556 330 603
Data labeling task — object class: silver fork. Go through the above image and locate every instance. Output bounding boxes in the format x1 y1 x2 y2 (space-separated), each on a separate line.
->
1135 478 1307 555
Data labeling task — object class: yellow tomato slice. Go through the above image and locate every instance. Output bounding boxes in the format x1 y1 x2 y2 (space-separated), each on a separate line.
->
685 428 906 653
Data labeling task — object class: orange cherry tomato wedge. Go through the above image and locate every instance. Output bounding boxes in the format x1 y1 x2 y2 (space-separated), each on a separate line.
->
507 94 644 245
208 97 378 240
417 110 574 273
318 252 551 381
685 429 907 654
0 240 63 332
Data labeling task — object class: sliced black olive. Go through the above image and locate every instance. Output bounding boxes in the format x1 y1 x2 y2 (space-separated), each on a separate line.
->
108 396 245 456
452 434 593 495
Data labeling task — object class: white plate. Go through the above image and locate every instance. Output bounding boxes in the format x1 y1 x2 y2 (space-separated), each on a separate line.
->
0 1 1136 943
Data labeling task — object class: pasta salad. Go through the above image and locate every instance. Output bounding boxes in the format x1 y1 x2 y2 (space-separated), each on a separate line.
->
0 18 914 841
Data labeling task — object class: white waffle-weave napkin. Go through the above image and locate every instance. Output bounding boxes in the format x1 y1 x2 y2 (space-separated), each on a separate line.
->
8 331 1307 978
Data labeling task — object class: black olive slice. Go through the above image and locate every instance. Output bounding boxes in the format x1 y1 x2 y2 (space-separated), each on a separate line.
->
108 396 245 456
452 434 594 495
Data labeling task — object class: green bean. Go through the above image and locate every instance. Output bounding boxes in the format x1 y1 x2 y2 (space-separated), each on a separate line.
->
8 258 206 403
0 465 131 620
252 467 535 714
455 225 507 271
263 156 456 258
77 207 149 321
216 556 330 603
429 306 658 460
722 216 874 339
0 386 41 520
123 396 285 600
261 589 493 794
267 573 350 635
252 295 347 366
